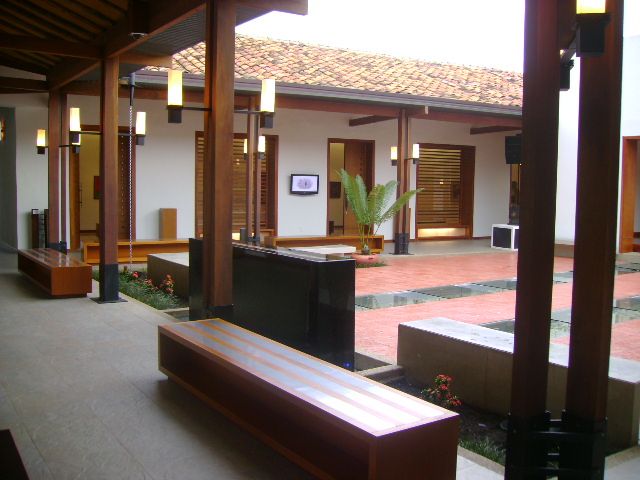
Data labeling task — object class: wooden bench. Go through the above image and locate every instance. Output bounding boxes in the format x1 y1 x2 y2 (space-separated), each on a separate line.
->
18 248 92 298
159 319 459 479
264 235 385 254
83 239 190 265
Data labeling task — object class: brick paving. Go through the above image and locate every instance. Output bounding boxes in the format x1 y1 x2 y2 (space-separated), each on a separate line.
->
355 253 640 363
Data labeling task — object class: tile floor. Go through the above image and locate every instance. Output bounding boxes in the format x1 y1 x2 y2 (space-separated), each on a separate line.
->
0 247 504 479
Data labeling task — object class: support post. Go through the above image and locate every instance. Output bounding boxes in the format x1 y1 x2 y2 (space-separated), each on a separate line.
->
562 0 624 476
98 56 121 303
60 93 68 252
245 96 257 243
394 108 410 254
253 116 262 244
47 90 61 250
506 0 561 477
201 0 235 318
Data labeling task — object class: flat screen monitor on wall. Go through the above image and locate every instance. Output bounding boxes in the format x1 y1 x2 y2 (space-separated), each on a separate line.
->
290 174 319 195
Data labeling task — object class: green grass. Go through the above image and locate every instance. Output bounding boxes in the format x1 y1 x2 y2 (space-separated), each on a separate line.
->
355 261 387 268
92 269 183 310
459 436 506 465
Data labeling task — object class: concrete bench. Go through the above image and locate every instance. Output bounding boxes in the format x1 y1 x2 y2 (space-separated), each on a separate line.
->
290 244 357 256
159 319 459 479
398 317 640 450
18 248 92 298
264 235 384 254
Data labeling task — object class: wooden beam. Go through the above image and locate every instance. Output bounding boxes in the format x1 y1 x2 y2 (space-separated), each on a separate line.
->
348 115 393 127
202 0 235 313
47 90 61 246
394 109 410 246
0 55 48 75
237 0 308 14
60 93 68 246
278 96 400 116
0 33 102 59
470 126 522 135
246 97 257 239
415 109 522 128
506 0 561 473
0 76 48 92
47 59 98 91
98 55 120 302
563 0 624 468
120 52 173 68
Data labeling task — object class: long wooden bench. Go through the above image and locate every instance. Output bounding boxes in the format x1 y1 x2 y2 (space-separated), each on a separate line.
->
18 248 92 298
159 319 459 479
83 239 190 265
264 234 385 254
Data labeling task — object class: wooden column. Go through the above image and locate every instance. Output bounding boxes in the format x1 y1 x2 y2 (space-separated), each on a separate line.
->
394 109 410 254
202 0 235 315
47 90 61 249
245 96 257 241
563 0 624 471
253 115 262 243
98 56 120 302
506 0 561 476
60 93 68 250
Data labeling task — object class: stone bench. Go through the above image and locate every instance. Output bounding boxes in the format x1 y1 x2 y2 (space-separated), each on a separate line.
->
264 235 384 254
159 319 459 479
397 317 640 450
18 248 92 298
290 244 357 256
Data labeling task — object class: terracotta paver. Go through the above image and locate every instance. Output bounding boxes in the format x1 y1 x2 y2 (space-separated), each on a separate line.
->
355 254 640 363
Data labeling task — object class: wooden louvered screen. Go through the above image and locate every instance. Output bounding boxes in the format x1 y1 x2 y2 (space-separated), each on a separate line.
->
415 144 474 236
195 132 276 238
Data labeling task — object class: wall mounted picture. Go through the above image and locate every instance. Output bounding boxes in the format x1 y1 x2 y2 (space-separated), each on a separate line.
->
290 174 319 195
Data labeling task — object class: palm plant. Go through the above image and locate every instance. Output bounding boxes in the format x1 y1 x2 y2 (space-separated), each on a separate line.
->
339 169 421 254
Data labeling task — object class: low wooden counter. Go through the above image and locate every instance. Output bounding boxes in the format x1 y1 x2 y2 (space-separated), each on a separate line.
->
18 248 92 297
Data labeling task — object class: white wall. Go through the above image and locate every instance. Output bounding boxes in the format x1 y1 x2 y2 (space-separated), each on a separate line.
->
5 92 511 246
556 34 640 246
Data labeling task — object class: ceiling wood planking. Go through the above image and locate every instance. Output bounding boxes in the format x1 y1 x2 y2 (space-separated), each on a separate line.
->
0 55 48 75
47 0 113 28
237 0 308 15
75 0 125 20
28 0 110 31
10 0 99 38
0 34 102 59
470 126 522 135
0 5 80 42
0 76 48 91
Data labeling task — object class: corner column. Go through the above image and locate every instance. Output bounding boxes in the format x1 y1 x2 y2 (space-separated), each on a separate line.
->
394 108 410 254
47 90 61 250
98 56 121 302
563 0 624 474
202 0 235 317
506 0 561 477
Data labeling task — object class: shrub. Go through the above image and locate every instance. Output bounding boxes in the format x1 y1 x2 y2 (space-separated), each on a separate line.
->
421 374 462 410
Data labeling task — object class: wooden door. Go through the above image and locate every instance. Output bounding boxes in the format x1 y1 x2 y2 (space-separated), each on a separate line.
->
343 141 372 235
619 137 639 252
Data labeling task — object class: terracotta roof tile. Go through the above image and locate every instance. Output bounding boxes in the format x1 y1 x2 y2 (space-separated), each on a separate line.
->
151 34 522 108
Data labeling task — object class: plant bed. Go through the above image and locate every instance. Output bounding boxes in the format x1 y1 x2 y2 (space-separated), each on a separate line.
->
92 268 187 310
385 376 507 465
355 261 387 269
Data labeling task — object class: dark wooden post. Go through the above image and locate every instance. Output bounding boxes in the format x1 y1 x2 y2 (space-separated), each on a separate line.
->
563 0 624 474
202 0 235 317
98 56 121 302
394 108 409 254
506 0 561 477
245 96 256 242
47 90 61 250
60 93 68 252
253 113 262 244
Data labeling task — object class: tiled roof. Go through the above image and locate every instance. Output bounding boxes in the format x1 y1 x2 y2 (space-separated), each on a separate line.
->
157 34 523 108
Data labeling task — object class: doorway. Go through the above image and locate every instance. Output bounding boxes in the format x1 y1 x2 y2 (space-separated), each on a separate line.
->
327 139 374 236
69 129 136 250
619 136 640 253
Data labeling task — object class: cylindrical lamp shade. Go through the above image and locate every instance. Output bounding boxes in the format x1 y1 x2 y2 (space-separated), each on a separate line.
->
167 70 183 107
37 129 47 147
412 143 420 159
135 112 146 136
243 138 248 154
577 0 606 13
258 135 266 153
260 79 276 113
69 108 81 133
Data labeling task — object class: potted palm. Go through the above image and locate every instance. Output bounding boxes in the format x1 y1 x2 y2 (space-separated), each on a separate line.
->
339 169 421 261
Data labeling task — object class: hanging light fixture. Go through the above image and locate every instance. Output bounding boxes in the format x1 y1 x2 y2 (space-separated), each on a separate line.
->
576 0 610 57
135 111 146 145
36 129 47 155
167 70 183 123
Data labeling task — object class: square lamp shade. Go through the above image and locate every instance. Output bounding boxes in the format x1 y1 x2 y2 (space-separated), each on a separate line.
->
258 135 266 153
260 79 275 113
577 0 606 14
